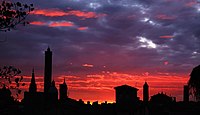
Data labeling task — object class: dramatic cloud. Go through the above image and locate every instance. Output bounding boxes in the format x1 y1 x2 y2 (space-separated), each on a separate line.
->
49 21 74 27
31 9 106 18
32 9 67 17
30 21 46 26
1 0 200 102
30 21 75 27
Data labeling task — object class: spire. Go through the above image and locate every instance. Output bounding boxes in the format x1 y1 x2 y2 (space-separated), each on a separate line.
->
31 68 35 83
29 68 37 93
143 81 149 103
48 80 58 94
63 78 66 84
31 68 36 82
144 81 148 87
47 46 50 51
59 77 68 100
52 80 55 87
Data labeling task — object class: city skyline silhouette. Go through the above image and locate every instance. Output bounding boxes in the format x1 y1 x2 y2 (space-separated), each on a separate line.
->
18 47 192 103
1 0 200 114
1 47 199 115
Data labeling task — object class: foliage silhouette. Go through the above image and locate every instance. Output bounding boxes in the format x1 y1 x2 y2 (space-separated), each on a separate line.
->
188 65 200 101
0 66 24 100
0 0 34 32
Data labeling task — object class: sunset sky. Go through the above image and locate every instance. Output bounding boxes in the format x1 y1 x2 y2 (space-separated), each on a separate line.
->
1 0 200 102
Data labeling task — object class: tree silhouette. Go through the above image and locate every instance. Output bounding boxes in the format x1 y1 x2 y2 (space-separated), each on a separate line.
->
0 1 34 32
188 65 200 101
0 66 24 100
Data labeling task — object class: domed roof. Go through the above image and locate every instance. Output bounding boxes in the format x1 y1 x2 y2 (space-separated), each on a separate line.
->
150 92 173 103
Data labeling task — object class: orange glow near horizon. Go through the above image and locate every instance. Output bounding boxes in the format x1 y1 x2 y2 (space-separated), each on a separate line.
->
12 72 189 103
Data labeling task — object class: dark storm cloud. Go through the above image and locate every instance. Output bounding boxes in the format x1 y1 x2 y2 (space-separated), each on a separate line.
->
1 0 200 77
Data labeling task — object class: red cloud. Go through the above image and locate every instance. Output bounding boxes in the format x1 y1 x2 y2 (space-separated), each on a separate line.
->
156 14 176 20
30 21 74 27
78 27 88 31
31 9 67 17
159 35 174 39
30 21 46 26
82 64 94 68
164 61 169 65
68 10 98 18
49 21 74 27
31 9 106 19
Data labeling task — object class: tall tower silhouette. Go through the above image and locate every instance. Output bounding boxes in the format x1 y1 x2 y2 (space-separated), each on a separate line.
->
29 68 37 93
59 78 68 100
44 47 52 93
143 82 149 103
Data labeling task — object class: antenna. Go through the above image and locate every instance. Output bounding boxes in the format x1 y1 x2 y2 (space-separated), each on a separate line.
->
64 77 66 83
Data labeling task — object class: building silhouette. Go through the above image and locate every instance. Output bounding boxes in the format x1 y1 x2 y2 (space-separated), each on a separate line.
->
24 47 57 114
48 80 58 102
143 81 149 103
29 68 37 93
114 84 139 104
114 85 140 114
150 92 175 104
19 48 200 115
44 47 52 94
24 69 44 115
59 78 68 101
183 85 189 102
